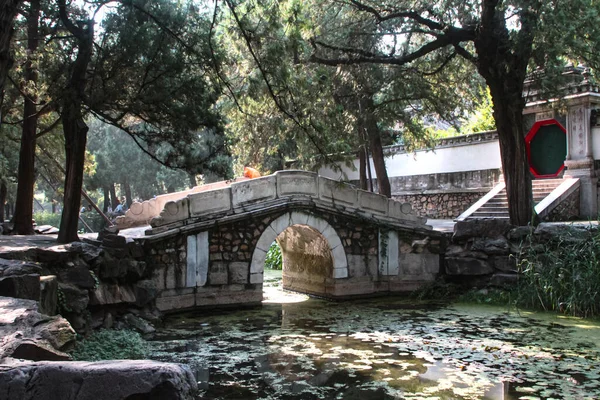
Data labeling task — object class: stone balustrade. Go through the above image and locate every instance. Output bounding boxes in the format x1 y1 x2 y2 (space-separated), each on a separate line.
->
115 178 249 229
149 171 427 233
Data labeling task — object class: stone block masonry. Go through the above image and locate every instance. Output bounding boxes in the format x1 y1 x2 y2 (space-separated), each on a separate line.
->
394 191 486 219
140 170 443 311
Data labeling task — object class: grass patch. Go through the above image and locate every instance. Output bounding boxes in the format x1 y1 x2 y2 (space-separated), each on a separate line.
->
516 227 600 318
71 329 149 361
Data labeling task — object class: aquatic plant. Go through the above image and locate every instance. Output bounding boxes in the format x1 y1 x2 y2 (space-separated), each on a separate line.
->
265 241 283 270
71 329 149 361
517 226 600 317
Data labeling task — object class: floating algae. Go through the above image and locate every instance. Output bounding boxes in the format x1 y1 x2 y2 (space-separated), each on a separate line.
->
148 280 600 399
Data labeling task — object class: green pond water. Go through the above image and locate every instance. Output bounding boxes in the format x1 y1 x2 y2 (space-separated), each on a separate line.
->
148 270 600 399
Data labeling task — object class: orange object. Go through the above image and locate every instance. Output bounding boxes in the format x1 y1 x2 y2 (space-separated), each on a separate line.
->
243 167 261 179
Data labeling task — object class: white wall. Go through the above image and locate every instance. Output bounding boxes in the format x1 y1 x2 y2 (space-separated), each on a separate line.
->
319 140 502 181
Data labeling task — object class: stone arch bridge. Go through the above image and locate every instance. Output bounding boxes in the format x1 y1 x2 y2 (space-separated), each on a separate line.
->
138 171 442 312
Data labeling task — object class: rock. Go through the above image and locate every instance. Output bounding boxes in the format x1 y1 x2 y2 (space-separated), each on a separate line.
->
98 252 129 280
445 257 494 275
0 259 43 301
133 280 158 307
534 223 593 243
444 245 489 259
491 255 517 273
102 234 127 248
56 262 96 289
127 240 145 258
102 312 114 329
89 282 136 305
0 296 76 361
127 260 147 280
97 225 120 242
90 310 105 330
507 226 534 241
68 314 87 332
58 282 89 313
68 242 103 263
0 258 42 276
39 276 58 315
0 274 40 301
9 341 71 361
82 238 102 247
471 236 510 255
489 273 518 287
123 313 156 334
453 219 512 241
444 245 465 256
34 225 59 234
36 247 72 264
0 359 198 400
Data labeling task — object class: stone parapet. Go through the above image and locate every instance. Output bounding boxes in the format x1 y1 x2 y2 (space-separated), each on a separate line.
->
148 171 427 234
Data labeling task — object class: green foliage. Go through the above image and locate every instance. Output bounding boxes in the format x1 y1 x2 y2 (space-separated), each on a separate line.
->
57 288 72 314
33 211 61 228
86 119 192 200
70 329 149 361
34 210 106 233
516 228 600 318
460 89 496 134
78 212 106 233
265 241 283 270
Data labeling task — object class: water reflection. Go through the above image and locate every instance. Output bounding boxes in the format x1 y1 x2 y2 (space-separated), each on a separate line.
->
149 272 600 399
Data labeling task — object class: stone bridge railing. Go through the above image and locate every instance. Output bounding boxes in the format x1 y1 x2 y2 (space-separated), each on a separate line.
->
147 171 429 234
115 178 249 229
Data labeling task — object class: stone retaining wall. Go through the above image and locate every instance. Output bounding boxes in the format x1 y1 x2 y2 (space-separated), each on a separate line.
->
393 191 486 219
546 187 580 222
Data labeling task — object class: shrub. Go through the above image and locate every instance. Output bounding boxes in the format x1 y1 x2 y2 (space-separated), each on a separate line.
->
516 227 600 318
265 241 282 270
33 211 61 228
33 211 107 233
70 329 149 361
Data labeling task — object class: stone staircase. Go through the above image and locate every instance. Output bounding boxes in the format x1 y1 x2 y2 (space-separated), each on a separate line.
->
458 178 569 221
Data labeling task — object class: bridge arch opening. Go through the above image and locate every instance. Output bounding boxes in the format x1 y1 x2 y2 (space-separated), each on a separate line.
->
251 212 348 298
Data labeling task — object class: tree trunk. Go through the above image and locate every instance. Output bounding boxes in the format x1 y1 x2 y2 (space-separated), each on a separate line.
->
188 173 197 188
360 96 391 198
109 183 118 209
58 105 89 243
358 146 368 191
102 185 110 212
473 2 536 226
123 180 132 207
0 0 21 129
0 180 6 222
57 2 94 244
488 88 533 225
13 0 40 235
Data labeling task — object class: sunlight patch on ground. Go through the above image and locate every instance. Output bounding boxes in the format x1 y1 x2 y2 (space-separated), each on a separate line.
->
262 269 310 304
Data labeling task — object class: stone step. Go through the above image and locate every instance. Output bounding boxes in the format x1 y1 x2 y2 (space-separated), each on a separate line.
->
477 207 509 212
466 216 510 220
471 211 510 217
